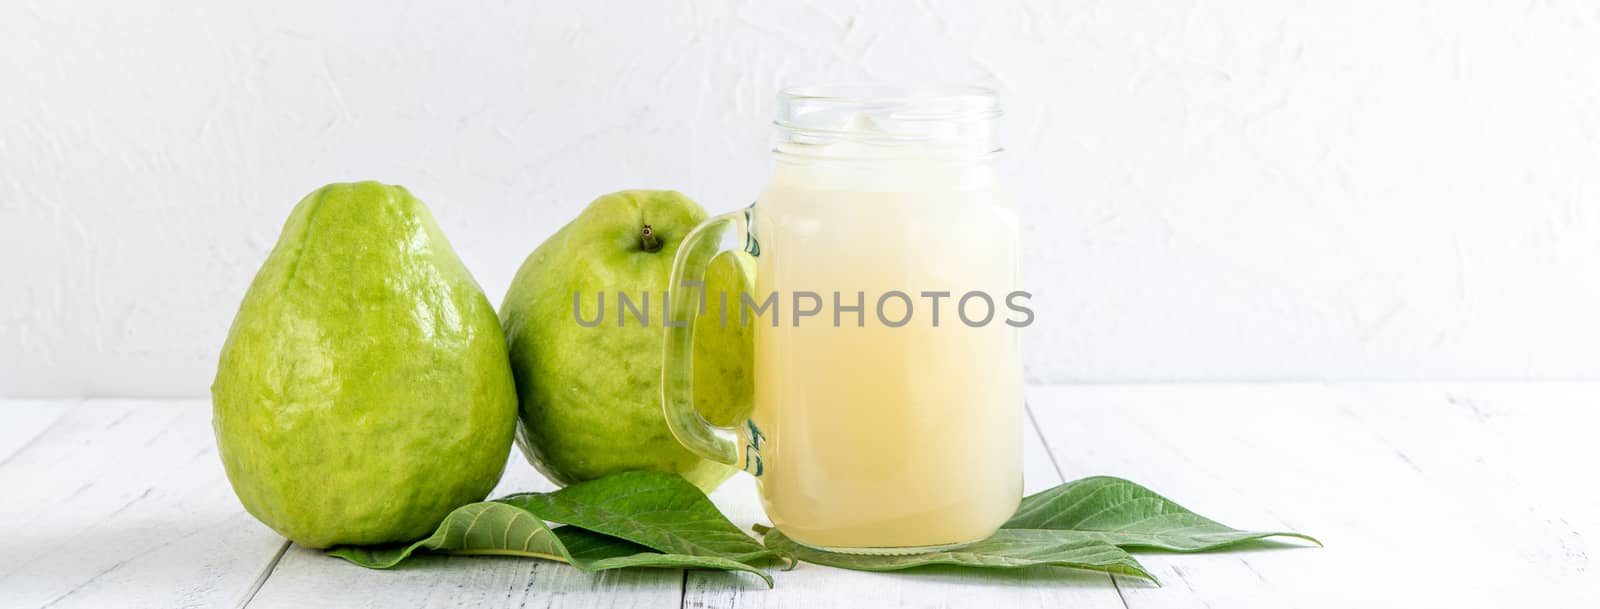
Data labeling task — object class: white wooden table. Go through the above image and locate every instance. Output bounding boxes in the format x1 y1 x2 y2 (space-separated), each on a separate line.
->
2 384 1595 608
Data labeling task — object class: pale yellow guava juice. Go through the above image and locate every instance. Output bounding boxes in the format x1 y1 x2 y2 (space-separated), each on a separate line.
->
746 159 1024 551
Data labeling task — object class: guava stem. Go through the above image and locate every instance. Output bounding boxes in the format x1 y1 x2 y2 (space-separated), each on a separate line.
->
641 225 662 252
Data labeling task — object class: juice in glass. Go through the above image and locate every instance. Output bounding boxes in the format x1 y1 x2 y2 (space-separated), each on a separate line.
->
663 85 1023 553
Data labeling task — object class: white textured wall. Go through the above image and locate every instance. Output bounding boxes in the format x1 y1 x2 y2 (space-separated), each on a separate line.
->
4 1 1599 397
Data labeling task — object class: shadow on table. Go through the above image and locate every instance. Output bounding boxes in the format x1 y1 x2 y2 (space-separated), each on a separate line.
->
252 543 698 604
688 560 1121 590
682 538 1325 592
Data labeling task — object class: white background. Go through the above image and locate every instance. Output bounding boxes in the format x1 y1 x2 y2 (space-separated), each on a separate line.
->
3 0 1598 397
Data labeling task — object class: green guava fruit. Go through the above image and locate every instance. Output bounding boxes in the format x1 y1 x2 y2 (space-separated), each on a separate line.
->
501 190 754 492
212 181 518 549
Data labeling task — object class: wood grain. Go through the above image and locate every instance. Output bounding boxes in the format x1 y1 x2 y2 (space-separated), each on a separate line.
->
2 385 1593 608
0 400 286 609
0 399 74 464
1026 383 1599 609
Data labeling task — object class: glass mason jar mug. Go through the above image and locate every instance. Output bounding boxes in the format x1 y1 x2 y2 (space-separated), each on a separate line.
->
662 85 1023 554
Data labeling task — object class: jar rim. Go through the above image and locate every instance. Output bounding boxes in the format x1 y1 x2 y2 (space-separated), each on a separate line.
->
776 84 1002 124
779 83 1000 104
773 84 1001 157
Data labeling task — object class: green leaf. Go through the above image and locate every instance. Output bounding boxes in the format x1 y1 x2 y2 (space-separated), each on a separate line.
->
1003 476 1321 552
557 528 773 581
500 470 777 565
327 502 565 568
760 527 1153 581
327 476 773 586
326 472 1311 588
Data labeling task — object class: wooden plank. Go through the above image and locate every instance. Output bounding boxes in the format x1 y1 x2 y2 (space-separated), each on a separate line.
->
248 545 684 609
1026 383 1600 609
243 450 688 609
683 405 1129 609
10 385 1589 609
0 399 288 609
0 399 74 463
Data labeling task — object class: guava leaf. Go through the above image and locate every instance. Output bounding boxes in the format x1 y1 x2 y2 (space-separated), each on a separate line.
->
327 475 773 586
759 527 1153 580
499 470 778 566
556 527 761 577
1003 476 1321 552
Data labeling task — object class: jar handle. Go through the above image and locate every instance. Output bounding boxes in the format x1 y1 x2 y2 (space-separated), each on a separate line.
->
661 206 756 468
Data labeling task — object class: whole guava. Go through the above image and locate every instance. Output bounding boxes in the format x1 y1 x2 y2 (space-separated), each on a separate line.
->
501 190 754 492
212 182 518 549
